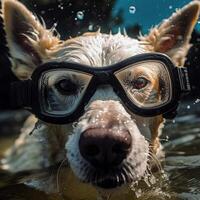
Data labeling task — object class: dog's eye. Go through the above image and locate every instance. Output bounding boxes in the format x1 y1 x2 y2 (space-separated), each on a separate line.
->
55 79 78 95
132 77 149 90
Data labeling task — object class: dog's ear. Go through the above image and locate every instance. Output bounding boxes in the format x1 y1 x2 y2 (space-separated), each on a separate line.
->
2 0 60 79
140 1 200 66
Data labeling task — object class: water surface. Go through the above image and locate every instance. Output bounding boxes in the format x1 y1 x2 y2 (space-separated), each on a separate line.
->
0 100 200 199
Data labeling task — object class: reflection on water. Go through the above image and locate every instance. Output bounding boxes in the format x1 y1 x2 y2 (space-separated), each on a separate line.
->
0 101 200 199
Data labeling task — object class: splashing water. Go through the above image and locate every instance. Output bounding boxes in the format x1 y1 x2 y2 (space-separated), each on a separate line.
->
130 181 142 198
135 188 142 198
97 192 111 200
129 6 136 14
129 168 169 199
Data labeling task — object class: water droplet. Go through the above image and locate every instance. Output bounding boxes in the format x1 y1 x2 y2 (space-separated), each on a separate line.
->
177 35 183 40
88 24 94 31
134 188 142 198
72 122 78 128
129 6 136 14
41 10 45 15
187 105 191 109
58 4 64 10
169 5 173 9
77 11 84 20
166 135 169 141
194 98 200 104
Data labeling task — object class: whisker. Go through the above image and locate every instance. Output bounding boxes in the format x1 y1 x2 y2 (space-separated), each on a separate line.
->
148 152 163 172
144 137 151 143
123 164 135 180
121 167 128 182
148 154 159 170
56 158 68 193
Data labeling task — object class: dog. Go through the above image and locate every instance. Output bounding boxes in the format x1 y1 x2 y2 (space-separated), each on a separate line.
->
1 0 200 199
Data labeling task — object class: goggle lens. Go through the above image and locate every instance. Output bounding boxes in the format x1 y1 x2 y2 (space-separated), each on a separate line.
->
115 60 172 109
39 69 92 116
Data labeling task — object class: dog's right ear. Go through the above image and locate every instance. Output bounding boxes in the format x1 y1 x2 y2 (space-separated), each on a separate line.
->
140 1 200 67
2 0 60 80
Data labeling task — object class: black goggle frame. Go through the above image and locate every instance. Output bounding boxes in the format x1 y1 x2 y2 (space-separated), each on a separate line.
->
10 53 191 124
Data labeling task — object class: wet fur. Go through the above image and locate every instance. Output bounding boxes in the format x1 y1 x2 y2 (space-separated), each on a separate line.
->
1 0 200 199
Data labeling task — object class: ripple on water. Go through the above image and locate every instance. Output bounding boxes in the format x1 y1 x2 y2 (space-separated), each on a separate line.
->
163 102 200 199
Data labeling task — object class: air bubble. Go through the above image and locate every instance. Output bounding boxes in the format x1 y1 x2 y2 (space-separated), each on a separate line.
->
77 11 84 20
129 6 136 14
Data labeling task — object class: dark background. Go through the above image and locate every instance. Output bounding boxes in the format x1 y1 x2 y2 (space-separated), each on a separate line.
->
0 0 200 132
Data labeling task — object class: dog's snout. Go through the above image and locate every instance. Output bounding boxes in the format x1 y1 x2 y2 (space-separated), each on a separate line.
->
79 128 132 168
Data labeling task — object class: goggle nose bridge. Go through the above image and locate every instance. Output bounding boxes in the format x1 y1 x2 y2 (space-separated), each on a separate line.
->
95 71 112 84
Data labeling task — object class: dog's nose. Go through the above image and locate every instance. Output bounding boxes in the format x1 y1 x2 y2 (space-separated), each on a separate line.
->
79 128 132 168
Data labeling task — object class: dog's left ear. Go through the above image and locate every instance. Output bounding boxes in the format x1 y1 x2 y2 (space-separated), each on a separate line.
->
140 1 200 66
2 0 60 80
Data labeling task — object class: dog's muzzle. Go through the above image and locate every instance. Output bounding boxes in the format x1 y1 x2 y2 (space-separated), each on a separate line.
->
66 101 149 189
79 126 132 189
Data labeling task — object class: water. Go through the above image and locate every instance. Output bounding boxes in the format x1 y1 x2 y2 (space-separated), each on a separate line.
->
0 101 200 199
161 101 200 200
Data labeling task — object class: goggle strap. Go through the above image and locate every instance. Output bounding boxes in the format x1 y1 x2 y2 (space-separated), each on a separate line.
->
163 105 178 119
177 68 191 93
10 80 32 109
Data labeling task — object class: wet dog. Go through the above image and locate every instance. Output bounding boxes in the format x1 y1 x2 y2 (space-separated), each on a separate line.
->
1 0 200 199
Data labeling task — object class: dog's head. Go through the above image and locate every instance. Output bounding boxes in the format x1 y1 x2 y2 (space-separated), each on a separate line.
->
2 0 200 192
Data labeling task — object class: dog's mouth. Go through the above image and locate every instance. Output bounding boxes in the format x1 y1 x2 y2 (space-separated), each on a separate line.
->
82 164 137 189
95 176 124 189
